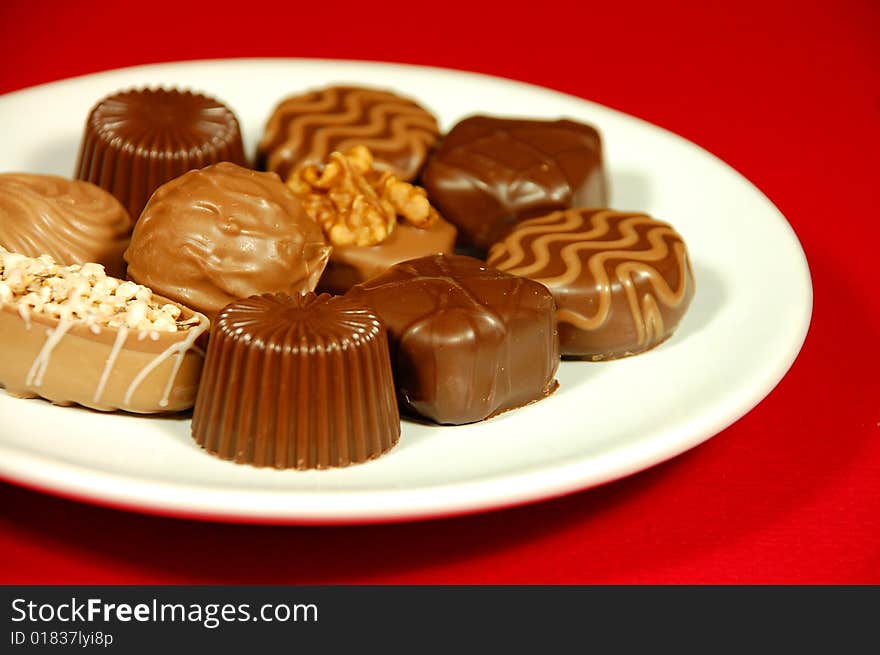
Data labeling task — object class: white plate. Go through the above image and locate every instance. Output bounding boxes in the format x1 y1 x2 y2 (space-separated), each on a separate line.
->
0 58 812 524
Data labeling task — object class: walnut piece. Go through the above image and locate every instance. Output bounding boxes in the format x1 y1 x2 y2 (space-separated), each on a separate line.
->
375 172 438 229
287 145 439 247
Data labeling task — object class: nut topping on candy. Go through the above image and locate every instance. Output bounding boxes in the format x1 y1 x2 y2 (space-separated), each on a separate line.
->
0 246 208 413
0 247 193 332
287 145 440 247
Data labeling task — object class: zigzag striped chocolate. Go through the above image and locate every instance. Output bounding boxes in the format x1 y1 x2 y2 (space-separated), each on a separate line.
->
487 208 695 360
257 86 440 181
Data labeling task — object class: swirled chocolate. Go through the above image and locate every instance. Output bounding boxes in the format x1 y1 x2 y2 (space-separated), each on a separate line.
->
346 254 559 425
125 163 330 321
0 173 131 277
318 217 457 294
487 209 695 360
192 292 400 469
422 116 608 252
257 86 440 181
75 87 247 220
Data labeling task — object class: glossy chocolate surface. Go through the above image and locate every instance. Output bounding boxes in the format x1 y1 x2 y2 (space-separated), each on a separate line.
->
318 217 457 294
257 86 440 181
346 254 559 425
125 163 330 321
487 208 695 359
0 173 131 277
192 292 400 469
75 87 247 220
422 115 608 252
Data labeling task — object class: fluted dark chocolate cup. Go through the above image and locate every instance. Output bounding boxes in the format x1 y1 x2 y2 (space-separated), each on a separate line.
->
192 292 400 469
75 87 247 222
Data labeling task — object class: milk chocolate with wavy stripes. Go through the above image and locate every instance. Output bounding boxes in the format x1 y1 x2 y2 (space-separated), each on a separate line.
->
346 254 559 425
0 173 132 278
257 86 440 181
487 208 695 360
422 116 608 252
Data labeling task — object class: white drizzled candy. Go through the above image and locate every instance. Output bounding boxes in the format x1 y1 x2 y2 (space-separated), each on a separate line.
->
0 246 209 413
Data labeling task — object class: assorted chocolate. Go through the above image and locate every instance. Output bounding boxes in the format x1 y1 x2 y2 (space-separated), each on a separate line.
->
0 173 131 277
192 292 400 469
124 162 330 322
488 209 695 360
422 115 608 252
257 85 440 181
0 79 698 469
75 87 247 220
346 255 559 425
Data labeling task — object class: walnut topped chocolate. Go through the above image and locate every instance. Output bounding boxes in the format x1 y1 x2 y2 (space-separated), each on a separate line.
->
287 145 456 294
287 145 440 247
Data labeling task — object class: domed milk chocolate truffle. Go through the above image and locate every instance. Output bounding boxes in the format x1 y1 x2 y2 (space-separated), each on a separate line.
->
124 163 330 321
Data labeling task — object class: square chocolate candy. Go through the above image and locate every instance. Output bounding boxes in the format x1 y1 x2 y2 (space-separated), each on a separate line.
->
346 254 559 425
422 116 608 252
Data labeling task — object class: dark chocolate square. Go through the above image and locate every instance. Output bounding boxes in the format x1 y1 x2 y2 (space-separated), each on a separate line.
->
346 254 559 425
422 116 608 252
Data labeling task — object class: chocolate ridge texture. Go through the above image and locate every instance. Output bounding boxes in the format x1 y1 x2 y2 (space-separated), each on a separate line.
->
257 85 440 181
422 115 608 252
75 87 248 220
346 254 559 425
125 163 330 322
192 292 400 469
487 208 695 359
0 173 131 278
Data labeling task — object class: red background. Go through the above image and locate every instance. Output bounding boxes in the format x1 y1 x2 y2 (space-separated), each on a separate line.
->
0 0 877 584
